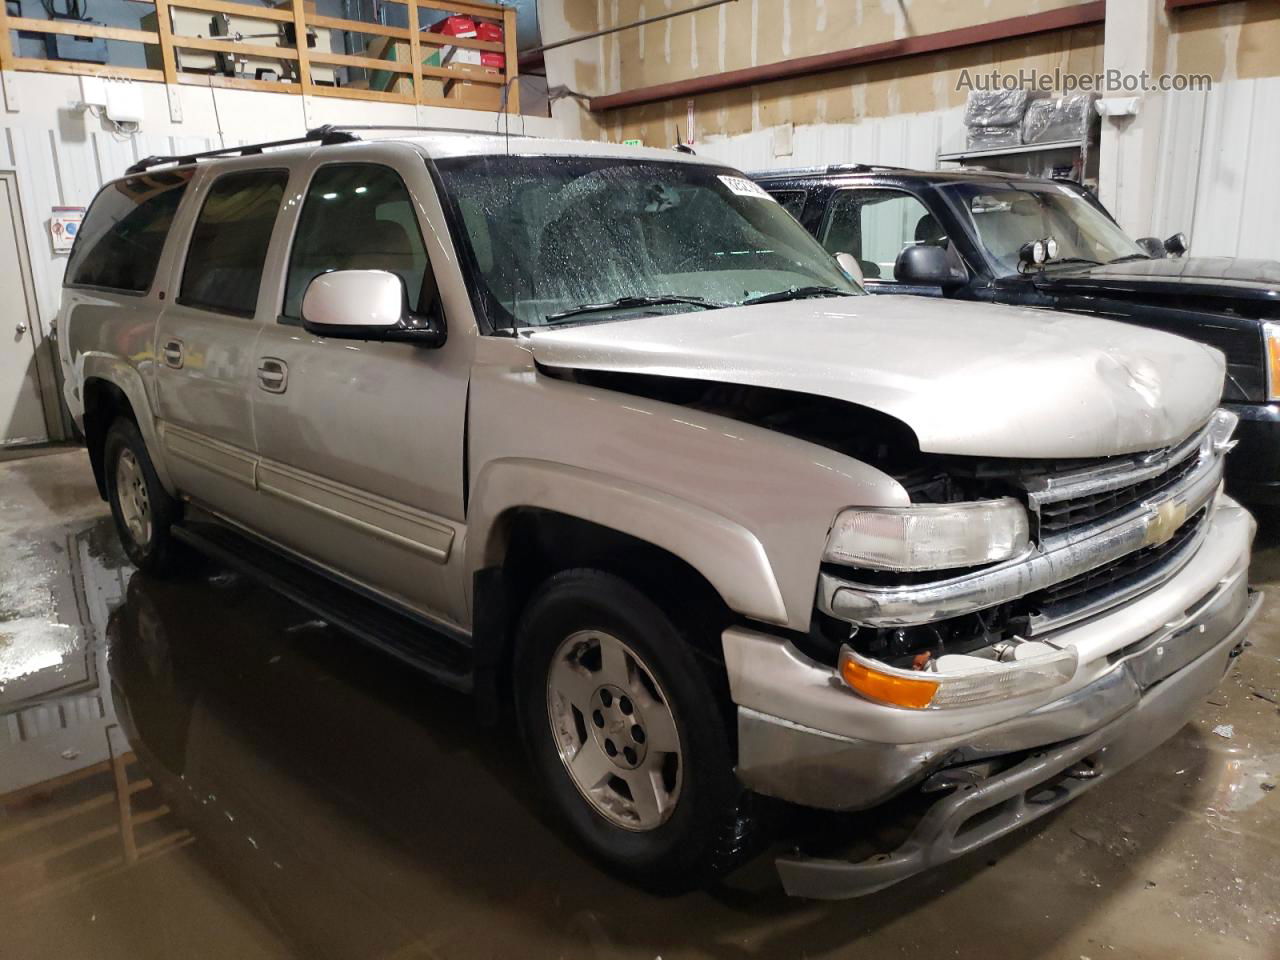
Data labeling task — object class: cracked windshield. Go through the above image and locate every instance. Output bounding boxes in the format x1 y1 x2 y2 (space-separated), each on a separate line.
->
435 155 860 329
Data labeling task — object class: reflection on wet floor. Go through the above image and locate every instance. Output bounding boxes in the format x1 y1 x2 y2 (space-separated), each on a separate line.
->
2 450 1279 960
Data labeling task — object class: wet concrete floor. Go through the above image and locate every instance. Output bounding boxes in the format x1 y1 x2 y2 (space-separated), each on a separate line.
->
1 449 1277 960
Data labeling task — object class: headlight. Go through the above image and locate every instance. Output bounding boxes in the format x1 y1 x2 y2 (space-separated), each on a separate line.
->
839 643 1078 710
824 498 1030 572
1266 322 1280 402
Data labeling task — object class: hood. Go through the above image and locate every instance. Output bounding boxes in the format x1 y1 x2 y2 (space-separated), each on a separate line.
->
526 295 1225 460
1039 256 1280 302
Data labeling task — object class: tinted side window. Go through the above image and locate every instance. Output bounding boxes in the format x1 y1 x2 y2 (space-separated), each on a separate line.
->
179 170 288 317
770 190 807 220
283 164 431 323
821 188 946 281
66 171 192 293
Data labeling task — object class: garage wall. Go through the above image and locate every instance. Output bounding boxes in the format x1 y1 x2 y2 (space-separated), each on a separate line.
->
541 0 1104 142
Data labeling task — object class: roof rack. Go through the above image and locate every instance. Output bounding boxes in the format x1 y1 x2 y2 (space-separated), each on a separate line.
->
125 123 534 175
751 162 913 178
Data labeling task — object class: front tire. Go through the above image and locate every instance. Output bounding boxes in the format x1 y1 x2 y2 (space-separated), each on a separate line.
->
104 418 182 575
514 569 747 891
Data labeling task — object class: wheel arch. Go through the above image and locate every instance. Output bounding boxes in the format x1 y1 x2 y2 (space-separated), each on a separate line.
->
466 459 789 720
80 359 173 500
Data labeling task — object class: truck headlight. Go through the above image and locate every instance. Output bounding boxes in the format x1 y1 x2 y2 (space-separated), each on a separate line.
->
824 498 1030 572
1265 322 1280 402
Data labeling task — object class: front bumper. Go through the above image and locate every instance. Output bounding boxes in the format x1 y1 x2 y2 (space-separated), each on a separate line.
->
1223 401 1280 504
723 499 1258 897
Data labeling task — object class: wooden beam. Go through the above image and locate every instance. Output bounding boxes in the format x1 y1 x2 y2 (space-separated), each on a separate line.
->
419 33 504 53
406 0 424 106
169 35 300 60
7 57 165 81
308 14 410 41
308 49 414 73
502 3 519 114
169 0 293 23
416 0 506 19
590 0 1108 111
111 751 137 865
177 72 301 93
289 0 313 95
6 17 158 44
153 0 180 86
0 5 14 73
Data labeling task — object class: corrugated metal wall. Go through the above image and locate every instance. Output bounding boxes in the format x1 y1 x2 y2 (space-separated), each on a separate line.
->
1145 76 1280 261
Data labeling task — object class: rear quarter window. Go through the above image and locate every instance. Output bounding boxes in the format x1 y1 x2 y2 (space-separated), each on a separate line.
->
66 171 192 293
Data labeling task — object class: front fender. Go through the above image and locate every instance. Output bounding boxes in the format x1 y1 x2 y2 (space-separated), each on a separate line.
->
467 458 790 626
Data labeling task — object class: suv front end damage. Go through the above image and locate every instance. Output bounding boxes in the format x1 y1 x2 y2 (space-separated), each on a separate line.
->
724 409 1259 898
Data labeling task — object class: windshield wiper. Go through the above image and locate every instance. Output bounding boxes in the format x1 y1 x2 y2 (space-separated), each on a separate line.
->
740 285 848 307
1107 253 1153 264
1043 256 1104 268
544 294 726 323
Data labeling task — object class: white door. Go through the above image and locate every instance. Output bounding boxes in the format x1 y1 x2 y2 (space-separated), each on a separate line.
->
0 174 49 446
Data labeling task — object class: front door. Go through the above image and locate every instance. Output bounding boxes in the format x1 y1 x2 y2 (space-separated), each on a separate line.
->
0 173 53 446
818 187 957 296
250 159 470 626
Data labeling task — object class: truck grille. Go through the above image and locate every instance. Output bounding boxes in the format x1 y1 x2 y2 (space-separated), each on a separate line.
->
1024 421 1209 542
1030 507 1207 613
1033 449 1202 538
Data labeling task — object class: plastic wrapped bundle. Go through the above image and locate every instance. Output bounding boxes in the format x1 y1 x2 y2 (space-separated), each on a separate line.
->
964 90 1037 128
1022 93 1101 144
966 125 1024 150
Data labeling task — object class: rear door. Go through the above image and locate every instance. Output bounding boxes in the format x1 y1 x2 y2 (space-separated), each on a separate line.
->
153 166 288 525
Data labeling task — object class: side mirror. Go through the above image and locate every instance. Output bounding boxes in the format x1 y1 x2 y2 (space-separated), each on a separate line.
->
834 251 864 286
1135 236 1166 258
895 243 967 289
301 270 445 347
1164 232 1189 258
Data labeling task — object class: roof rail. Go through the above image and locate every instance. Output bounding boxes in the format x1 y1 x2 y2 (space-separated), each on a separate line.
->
315 123 537 139
124 122 532 175
125 125 357 175
751 162 913 178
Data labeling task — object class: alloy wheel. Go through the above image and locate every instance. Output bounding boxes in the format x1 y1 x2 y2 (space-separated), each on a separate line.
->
546 630 683 831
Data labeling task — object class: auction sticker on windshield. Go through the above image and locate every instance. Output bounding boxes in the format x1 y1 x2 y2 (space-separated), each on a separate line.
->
719 175 777 200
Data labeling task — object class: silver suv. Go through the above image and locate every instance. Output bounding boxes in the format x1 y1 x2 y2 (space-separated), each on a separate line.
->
58 127 1257 898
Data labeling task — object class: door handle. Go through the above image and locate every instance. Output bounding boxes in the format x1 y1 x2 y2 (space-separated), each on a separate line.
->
257 358 288 393
15 323 26 337
162 339 184 369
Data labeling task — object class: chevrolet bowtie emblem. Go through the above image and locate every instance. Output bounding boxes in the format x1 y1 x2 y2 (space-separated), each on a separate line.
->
1144 499 1188 547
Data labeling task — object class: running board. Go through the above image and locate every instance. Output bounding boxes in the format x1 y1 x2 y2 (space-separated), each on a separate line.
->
173 520 475 693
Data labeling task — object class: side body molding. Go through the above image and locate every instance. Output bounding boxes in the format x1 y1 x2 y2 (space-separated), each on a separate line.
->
468 458 790 626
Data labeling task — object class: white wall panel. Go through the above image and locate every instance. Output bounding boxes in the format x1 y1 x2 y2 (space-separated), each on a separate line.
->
1125 78 1280 260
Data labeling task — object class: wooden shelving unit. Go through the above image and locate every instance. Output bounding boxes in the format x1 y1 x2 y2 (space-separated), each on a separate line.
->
0 0 520 113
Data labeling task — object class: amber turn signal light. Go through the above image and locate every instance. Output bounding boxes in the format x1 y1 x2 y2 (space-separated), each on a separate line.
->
838 649 939 709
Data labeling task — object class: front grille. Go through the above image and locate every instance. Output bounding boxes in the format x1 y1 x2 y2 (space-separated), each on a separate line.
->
1029 507 1207 612
1033 449 1202 538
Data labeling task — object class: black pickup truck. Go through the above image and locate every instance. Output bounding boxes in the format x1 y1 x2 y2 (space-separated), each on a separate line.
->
753 165 1280 503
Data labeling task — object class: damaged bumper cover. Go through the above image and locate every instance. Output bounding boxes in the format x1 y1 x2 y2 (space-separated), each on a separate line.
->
723 499 1258 899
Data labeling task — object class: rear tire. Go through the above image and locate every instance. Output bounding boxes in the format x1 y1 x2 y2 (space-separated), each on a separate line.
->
514 569 749 891
104 418 182 575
